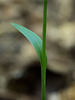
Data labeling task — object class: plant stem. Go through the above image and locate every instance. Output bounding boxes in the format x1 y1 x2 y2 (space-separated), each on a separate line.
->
42 0 47 58
42 0 47 100
41 67 46 100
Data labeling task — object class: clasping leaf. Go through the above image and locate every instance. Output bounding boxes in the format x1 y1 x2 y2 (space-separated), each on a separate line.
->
11 23 47 67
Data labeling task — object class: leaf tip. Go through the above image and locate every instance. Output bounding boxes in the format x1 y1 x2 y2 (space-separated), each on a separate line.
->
10 23 15 26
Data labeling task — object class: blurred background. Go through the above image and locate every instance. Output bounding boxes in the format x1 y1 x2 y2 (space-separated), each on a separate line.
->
0 0 75 100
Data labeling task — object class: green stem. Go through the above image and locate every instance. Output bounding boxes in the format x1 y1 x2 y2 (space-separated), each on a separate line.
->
42 0 47 60
41 67 46 100
41 0 47 100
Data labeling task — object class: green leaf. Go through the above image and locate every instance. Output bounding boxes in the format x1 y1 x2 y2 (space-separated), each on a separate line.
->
11 23 47 66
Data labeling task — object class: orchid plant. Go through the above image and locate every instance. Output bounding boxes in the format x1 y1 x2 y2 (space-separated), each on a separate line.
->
11 0 47 100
